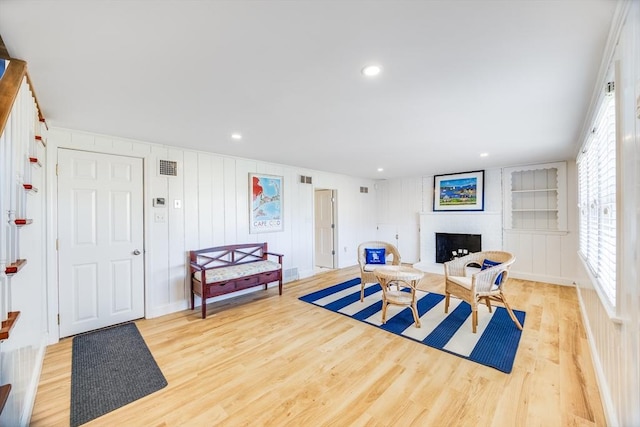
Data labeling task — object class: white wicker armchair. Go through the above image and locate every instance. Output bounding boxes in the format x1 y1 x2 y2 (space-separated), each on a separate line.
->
357 241 401 302
444 250 522 333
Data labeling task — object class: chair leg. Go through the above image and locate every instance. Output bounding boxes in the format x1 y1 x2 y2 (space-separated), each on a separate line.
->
360 283 365 302
500 296 523 330
444 292 450 313
484 297 492 313
381 300 388 324
410 303 421 328
472 308 477 333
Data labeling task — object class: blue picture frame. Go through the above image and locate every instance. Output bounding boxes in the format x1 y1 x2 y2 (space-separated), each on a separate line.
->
433 170 485 211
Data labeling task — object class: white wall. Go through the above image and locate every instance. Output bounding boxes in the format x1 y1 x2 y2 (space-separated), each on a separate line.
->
574 2 640 426
46 127 378 321
380 166 577 284
375 177 423 263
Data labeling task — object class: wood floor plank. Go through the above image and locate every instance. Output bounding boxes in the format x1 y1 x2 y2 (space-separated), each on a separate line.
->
30 266 606 426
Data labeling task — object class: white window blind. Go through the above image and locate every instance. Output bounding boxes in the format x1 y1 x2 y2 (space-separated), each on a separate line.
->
577 90 616 307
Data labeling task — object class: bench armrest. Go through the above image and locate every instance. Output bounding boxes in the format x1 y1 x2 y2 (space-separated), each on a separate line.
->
265 251 283 263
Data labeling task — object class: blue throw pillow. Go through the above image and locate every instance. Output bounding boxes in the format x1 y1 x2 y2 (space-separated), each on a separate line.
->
365 248 386 264
481 259 504 285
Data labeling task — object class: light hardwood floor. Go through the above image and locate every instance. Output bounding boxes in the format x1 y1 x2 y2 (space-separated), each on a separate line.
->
31 266 606 426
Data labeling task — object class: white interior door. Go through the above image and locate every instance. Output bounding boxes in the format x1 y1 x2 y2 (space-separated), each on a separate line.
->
58 149 144 338
314 189 335 268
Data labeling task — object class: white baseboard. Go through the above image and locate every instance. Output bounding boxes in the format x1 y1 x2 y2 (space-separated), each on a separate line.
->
509 271 575 286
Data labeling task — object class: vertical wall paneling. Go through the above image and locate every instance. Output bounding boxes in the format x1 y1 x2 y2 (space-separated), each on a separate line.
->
196 153 214 248
47 127 378 322
374 178 422 264
574 2 640 426
502 162 574 284
207 155 225 245
167 148 186 304
293 173 313 278
149 146 170 309
182 150 200 253
233 159 253 243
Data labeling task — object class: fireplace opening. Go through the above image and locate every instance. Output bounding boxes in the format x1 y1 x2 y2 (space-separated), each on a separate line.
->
435 232 481 263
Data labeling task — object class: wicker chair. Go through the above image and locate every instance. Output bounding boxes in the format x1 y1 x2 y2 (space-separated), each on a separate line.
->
443 250 522 333
357 241 401 302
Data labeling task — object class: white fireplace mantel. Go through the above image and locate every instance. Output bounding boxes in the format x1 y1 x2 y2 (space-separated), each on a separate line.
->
413 211 503 274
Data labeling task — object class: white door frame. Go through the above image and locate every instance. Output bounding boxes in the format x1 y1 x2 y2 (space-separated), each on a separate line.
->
56 148 145 337
45 142 148 343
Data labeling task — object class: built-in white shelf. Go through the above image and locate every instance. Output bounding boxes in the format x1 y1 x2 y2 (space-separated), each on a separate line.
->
502 162 567 232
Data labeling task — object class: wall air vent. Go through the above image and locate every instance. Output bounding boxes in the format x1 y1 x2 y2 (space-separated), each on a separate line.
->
159 160 178 177
299 175 312 184
360 186 369 193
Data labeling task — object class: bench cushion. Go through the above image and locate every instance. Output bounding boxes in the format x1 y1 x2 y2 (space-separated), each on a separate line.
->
193 260 281 284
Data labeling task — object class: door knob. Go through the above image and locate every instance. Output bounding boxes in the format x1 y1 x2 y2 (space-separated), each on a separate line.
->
133 249 141 255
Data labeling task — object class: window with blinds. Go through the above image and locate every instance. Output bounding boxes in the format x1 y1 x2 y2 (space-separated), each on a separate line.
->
577 86 616 308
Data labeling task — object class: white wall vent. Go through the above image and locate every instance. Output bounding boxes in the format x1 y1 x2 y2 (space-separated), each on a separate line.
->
284 267 299 282
158 160 178 177
299 175 312 184
360 186 369 193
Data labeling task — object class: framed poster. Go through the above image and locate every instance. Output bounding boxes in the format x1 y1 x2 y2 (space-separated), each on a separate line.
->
433 170 484 211
249 173 283 233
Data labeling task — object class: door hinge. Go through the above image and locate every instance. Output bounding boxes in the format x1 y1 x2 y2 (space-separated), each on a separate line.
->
56 163 59 176
332 250 335 255
331 224 335 229
56 239 59 250
57 314 60 325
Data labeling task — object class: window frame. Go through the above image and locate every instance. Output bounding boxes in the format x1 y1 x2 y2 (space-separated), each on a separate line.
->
576 82 619 317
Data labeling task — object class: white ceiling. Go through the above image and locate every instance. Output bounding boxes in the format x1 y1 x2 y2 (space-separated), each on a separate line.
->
0 0 618 179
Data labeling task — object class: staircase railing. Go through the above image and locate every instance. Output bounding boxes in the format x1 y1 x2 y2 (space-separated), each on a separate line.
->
0 59 45 136
0 57 46 419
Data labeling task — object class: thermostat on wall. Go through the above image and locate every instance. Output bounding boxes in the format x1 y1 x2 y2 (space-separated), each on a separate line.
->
153 198 166 207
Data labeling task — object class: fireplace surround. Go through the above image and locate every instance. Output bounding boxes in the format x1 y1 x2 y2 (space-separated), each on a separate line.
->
415 211 502 274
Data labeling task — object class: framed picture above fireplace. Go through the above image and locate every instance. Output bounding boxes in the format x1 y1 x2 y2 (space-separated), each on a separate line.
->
433 170 484 211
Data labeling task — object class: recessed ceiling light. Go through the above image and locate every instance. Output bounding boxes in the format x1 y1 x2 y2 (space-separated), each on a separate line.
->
480 152 489 157
362 65 382 77
377 167 384 172
231 133 242 140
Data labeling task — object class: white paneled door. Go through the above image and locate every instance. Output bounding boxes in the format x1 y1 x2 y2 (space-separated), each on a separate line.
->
57 149 144 338
314 189 335 269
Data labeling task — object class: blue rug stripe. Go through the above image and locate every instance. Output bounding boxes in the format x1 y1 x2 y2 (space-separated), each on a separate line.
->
379 307 416 334
470 309 526 372
352 300 383 321
378 292 445 335
299 278 360 302
423 303 471 348
417 292 446 314
298 278 526 373
324 289 364 311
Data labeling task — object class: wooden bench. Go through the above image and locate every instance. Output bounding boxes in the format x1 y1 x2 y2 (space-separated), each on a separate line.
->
189 243 283 318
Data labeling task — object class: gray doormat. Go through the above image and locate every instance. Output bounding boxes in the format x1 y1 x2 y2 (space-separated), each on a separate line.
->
70 322 167 426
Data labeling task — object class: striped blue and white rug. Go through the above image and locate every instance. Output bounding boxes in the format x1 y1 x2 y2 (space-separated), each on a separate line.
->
299 278 526 373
